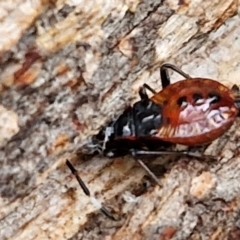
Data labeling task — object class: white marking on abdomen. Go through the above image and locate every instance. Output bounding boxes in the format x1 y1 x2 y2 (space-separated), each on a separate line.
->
158 107 231 138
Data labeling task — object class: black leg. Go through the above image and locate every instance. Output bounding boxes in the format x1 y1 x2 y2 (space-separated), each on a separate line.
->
139 64 191 97
135 158 162 185
138 86 149 100
142 83 157 94
160 64 171 88
231 84 240 92
160 63 192 89
66 160 117 221
138 83 157 100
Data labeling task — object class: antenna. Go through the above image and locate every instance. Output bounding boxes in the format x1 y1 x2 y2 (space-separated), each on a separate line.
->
66 160 117 221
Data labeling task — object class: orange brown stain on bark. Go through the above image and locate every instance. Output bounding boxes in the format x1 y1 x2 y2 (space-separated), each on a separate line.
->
14 49 42 86
177 0 190 8
66 187 77 200
48 133 69 154
190 172 215 199
55 63 70 76
100 83 118 102
212 2 237 31
14 69 40 87
178 0 185 5
118 37 133 58
159 226 177 240
65 75 85 91
72 113 86 131
210 226 224 240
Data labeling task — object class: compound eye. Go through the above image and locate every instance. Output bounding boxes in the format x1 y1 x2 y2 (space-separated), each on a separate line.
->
208 92 221 104
193 93 204 104
177 96 188 108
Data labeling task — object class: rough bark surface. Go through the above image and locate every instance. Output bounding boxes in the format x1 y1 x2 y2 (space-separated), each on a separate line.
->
0 0 240 239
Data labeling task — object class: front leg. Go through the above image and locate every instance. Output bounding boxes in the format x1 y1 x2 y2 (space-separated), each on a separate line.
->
138 83 157 100
160 63 192 88
139 64 192 99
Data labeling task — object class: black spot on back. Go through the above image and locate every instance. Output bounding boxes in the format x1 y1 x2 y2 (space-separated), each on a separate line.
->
177 96 187 107
208 92 221 104
193 92 203 103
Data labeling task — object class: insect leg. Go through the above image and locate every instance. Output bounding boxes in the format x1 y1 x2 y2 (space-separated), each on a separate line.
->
160 64 171 88
66 160 117 221
142 83 157 94
231 84 240 93
134 150 216 160
138 83 157 101
130 90 162 185
138 86 149 100
130 110 161 185
135 158 162 186
160 63 192 88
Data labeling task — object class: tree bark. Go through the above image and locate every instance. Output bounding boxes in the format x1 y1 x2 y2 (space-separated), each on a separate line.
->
0 0 240 239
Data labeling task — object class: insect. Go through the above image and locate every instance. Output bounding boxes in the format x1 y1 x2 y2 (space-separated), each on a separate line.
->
91 63 240 183
66 64 240 220
95 63 239 157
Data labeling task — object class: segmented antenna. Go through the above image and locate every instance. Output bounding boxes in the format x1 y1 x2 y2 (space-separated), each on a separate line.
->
66 160 117 221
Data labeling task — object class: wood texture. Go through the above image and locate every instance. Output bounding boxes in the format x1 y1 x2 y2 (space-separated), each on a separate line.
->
0 0 240 239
